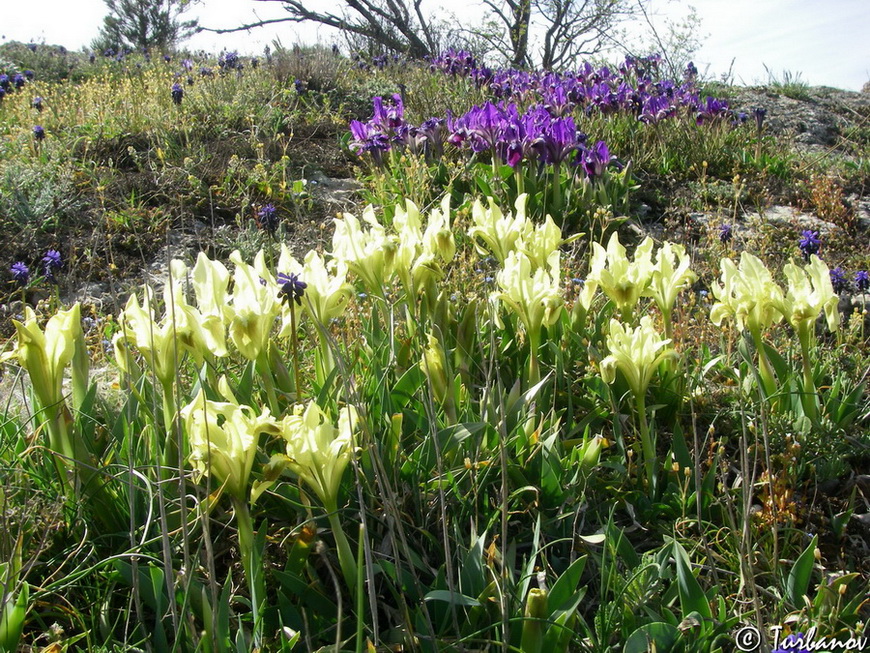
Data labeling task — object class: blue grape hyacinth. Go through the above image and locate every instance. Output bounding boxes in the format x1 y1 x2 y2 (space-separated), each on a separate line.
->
256 203 279 234
277 272 307 306
829 267 848 294
798 230 820 260
10 261 30 286
42 249 62 282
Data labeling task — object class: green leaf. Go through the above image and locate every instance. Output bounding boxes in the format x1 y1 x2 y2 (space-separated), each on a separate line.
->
670 421 693 472
548 555 587 613
459 532 487 599
624 622 680 653
673 541 712 621
423 590 481 607
786 535 817 606
0 581 28 653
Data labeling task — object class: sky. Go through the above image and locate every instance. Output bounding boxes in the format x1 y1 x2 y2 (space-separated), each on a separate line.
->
3 0 868 91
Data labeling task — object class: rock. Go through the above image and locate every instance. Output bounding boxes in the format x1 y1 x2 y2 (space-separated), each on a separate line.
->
308 172 361 208
729 86 870 150
743 205 839 236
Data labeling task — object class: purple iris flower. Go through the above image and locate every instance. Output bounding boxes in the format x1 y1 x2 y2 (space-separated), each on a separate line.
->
684 61 698 81
829 267 847 293
798 230 820 260
411 117 448 159
13 74 26 89
219 51 240 70
10 261 30 286
33 125 46 141
719 224 733 244
579 141 615 179
532 116 580 165
499 139 524 168
171 83 184 105
639 95 675 124
753 107 767 131
0 75 9 91
696 96 730 125
32 96 43 112
465 102 506 153
348 119 391 164
181 58 193 72
294 79 304 93
542 84 574 116
856 270 870 292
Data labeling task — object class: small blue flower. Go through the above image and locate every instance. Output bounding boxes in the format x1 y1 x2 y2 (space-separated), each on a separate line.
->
798 230 820 260
256 203 279 234
33 125 45 141
719 224 733 244
277 272 307 306
10 261 30 286
829 267 848 294
32 96 43 112
43 249 63 282
855 270 870 292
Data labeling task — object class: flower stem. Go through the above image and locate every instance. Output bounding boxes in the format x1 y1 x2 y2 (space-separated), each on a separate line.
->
635 392 657 493
798 325 819 421
232 496 264 649
289 301 302 399
255 352 280 415
750 327 776 398
161 379 179 469
527 328 541 388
